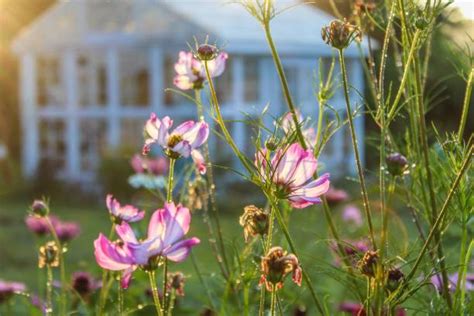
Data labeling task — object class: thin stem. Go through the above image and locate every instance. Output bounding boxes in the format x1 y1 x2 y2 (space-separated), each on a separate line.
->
97 223 116 315
203 61 253 173
259 236 266 316
387 30 421 121
269 199 326 315
162 259 168 315
118 276 123 316
167 158 175 203
194 89 230 279
270 287 277 316
457 68 473 142
46 265 53 316
263 22 307 149
338 49 377 250
148 271 164 316
413 59 452 307
45 216 66 316
190 252 216 311
400 146 472 299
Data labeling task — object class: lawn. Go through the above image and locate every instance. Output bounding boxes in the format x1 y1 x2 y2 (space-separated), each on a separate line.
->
0 190 374 314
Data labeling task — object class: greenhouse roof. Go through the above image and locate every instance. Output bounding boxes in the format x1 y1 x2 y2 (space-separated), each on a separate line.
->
12 0 369 55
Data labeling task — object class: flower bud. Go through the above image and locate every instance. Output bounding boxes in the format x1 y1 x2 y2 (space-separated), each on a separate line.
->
386 152 408 176
260 246 302 291
357 250 378 278
322 19 361 50
239 205 269 242
265 137 279 151
386 268 404 292
38 241 60 268
197 44 218 61
30 199 49 217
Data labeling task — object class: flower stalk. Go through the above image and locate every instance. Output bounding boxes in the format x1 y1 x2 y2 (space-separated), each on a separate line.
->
338 48 377 250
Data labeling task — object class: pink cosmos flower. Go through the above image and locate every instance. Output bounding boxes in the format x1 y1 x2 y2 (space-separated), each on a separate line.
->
325 187 350 205
143 114 209 173
280 111 317 149
25 215 59 236
94 202 200 289
130 154 168 176
173 51 228 90
55 221 81 242
255 143 330 208
430 272 474 292
106 195 145 223
342 204 363 227
0 280 26 303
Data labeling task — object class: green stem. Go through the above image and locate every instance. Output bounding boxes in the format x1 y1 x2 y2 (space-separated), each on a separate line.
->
338 49 377 250
167 158 175 203
97 223 116 315
413 58 452 308
45 216 66 316
243 283 249 316
203 61 253 173
118 276 123 316
387 30 421 121
269 199 326 315
148 271 164 316
259 237 266 316
399 146 472 299
270 287 277 316
46 265 53 316
194 89 230 279
263 23 307 149
457 68 473 142
162 259 168 316
190 252 216 311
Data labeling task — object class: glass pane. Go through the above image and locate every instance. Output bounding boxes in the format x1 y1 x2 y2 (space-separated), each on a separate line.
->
215 58 233 105
39 119 66 170
80 119 107 172
119 50 149 107
37 56 64 107
244 57 259 103
121 118 146 150
77 54 107 107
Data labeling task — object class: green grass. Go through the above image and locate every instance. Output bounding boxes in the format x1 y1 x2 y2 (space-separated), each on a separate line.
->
0 191 436 314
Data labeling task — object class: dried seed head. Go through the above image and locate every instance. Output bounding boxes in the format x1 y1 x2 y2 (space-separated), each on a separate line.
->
30 199 49 217
186 178 208 211
197 44 218 61
167 272 185 296
321 19 361 50
353 0 376 17
239 205 269 242
386 152 409 176
357 250 378 278
260 246 302 291
386 268 404 292
39 241 60 268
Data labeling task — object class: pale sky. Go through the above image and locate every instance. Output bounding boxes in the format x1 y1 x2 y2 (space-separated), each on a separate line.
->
453 0 474 20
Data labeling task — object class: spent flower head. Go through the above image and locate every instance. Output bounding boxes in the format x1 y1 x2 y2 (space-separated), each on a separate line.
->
167 272 186 296
322 19 361 50
71 271 101 298
39 241 60 268
260 246 302 291
239 205 269 242
358 250 379 278
386 267 404 292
